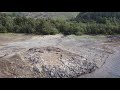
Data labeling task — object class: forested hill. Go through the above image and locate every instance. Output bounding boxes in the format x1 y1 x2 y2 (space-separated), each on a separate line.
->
0 12 120 35
2 12 79 20
75 12 120 23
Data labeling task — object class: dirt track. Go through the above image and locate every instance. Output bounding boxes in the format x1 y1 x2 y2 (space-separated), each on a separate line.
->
0 33 120 78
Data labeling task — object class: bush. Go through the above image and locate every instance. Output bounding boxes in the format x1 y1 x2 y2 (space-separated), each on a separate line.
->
0 26 7 33
75 31 83 35
40 27 59 35
48 28 59 35
12 25 21 33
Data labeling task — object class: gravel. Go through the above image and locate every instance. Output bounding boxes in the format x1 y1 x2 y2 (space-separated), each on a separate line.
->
0 34 119 78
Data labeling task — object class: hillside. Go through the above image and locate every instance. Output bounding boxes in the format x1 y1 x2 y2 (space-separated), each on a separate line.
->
2 12 79 20
75 12 120 22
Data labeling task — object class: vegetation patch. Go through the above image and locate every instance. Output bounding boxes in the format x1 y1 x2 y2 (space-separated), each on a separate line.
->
0 12 120 35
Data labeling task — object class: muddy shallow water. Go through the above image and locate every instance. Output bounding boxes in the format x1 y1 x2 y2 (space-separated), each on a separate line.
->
0 33 120 78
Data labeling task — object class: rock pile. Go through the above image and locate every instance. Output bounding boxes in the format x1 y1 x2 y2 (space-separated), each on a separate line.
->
22 46 98 78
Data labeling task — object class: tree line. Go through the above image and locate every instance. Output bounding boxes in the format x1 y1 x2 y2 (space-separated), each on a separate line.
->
0 12 120 35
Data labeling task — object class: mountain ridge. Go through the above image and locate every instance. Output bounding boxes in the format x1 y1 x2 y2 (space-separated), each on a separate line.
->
2 12 79 20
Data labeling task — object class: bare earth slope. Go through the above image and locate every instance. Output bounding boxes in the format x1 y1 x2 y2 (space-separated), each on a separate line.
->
0 33 120 78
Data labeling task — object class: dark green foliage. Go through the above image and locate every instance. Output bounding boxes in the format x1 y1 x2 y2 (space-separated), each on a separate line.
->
12 25 21 33
0 12 120 35
75 12 120 23
0 25 7 33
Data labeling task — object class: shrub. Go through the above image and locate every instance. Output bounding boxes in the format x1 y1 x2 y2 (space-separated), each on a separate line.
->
40 27 59 35
0 25 7 33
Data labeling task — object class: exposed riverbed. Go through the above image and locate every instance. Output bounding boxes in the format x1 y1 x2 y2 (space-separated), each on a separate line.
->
0 33 120 78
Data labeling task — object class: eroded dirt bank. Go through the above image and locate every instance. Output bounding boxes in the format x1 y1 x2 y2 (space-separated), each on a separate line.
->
0 33 120 78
